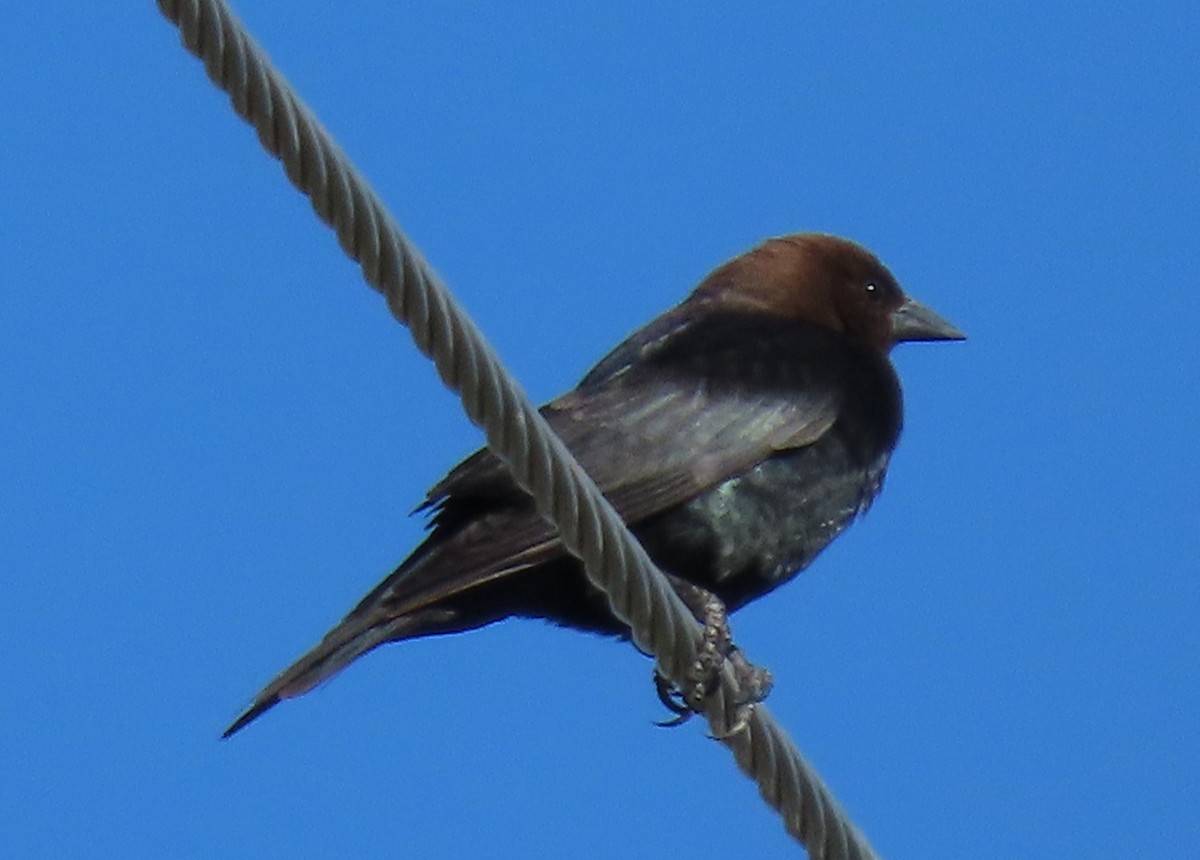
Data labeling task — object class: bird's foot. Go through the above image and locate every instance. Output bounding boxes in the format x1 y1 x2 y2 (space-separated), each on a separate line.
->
711 647 774 738
652 583 772 732
689 586 734 707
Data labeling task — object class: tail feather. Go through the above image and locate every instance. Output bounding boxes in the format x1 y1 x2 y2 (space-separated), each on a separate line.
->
222 614 409 739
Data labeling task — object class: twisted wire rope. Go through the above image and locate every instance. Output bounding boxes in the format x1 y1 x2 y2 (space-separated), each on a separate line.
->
156 2 879 856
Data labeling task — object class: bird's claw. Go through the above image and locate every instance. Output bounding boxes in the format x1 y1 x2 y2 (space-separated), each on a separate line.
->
651 586 772 731
653 671 694 727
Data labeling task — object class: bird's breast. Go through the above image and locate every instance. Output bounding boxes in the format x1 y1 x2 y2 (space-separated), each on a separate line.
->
633 430 891 610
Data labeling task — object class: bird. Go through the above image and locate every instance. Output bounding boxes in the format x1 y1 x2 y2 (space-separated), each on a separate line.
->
223 232 964 738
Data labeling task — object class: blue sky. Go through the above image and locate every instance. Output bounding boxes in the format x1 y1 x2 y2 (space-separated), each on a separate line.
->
2 2 1197 857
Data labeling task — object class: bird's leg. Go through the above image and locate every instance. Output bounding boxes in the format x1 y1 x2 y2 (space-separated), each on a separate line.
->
652 578 773 731
688 584 734 708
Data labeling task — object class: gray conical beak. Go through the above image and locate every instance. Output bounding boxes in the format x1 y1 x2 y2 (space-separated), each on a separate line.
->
891 297 966 343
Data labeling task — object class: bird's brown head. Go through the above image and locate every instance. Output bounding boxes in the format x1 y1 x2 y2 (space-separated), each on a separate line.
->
690 233 965 352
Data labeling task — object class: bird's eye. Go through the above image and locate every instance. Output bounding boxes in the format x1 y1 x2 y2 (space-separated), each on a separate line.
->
864 281 882 301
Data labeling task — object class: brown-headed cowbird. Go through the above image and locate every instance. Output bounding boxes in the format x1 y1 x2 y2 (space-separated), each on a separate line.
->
224 233 964 737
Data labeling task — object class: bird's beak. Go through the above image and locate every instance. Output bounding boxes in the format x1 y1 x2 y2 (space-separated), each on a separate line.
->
891 297 966 343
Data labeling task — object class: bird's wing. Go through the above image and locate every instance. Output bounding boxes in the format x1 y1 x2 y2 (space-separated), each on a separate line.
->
368 313 843 618
550 382 836 523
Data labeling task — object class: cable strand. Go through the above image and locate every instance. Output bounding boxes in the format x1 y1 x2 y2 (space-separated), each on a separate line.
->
157 2 879 856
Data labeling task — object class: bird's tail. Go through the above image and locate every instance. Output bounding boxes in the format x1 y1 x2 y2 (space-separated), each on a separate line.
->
222 612 411 739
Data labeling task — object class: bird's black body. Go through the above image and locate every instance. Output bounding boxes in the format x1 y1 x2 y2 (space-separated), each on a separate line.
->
422 313 901 638
223 233 962 737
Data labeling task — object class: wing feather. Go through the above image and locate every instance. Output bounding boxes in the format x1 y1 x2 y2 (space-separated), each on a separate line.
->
364 313 844 618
